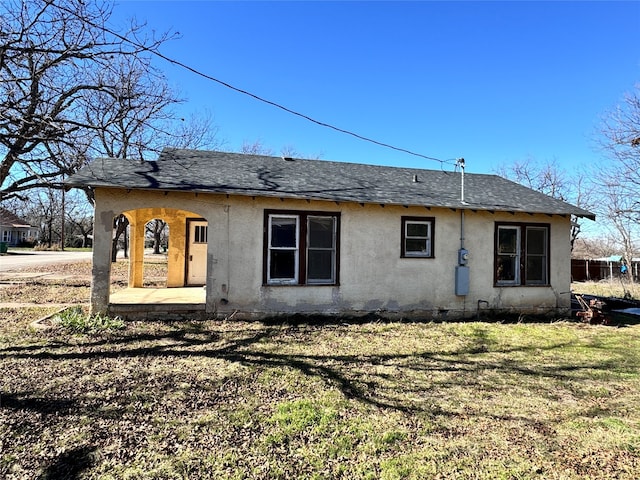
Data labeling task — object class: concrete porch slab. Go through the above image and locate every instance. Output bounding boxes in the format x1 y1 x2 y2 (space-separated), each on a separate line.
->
108 287 207 320
110 287 205 304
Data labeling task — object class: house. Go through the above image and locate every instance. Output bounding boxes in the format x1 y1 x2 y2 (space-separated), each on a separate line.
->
0 208 37 248
67 149 594 320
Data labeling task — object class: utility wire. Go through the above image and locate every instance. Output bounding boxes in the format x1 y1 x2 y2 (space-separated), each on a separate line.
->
56 1 455 166
154 53 453 165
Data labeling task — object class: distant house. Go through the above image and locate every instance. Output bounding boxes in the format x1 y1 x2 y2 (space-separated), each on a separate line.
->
0 208 37 247
67 149 594 320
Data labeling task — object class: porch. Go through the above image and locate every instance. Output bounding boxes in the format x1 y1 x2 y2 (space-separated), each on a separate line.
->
109 287 207 320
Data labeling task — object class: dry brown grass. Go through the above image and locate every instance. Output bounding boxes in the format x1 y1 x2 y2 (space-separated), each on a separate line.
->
1 261 639 478
1 317 639 479
0 257 169 305
572 280 640 300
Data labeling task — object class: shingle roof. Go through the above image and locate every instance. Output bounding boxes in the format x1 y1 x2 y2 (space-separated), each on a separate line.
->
0 208 32 227
66 148 595 219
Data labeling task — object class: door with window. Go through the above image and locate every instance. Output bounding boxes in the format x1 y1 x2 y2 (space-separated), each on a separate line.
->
186 219 208 286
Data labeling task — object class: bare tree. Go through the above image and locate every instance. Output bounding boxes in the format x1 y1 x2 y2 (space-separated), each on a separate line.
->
497 157 568 200
145 219 168 254
1 0 228 263
598 84 640 197
496 157 595 250
64 189 94 248
240 139 274 156
0 0 176 202
17 187 64 248
168 111 223 151
75 51 182 261
91 59 223 261
240 140 322 160
594 84 640 266
80 57 178 161
597 176 638 270
572 236 618 260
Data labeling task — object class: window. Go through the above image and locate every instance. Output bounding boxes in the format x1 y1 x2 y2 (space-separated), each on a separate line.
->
495 223 549 286
401 217 435 258
2 230 11 243
194 225 208 243
265 211 339 285
268 215 299 283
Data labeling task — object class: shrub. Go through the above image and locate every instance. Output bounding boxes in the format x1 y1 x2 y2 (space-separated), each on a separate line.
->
33 243 61 251
54 306 124 334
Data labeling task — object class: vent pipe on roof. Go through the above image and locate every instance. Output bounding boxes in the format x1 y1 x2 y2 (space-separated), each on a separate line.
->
457 158 466 204
456 158 468 251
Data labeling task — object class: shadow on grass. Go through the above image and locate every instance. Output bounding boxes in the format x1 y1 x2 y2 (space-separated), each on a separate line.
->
0 392 77 415
0 320 635 415
37 445 96 480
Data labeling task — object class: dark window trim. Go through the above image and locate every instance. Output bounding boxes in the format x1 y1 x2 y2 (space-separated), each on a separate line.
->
494 222 550 287
401 216 435 258
263 209 341 286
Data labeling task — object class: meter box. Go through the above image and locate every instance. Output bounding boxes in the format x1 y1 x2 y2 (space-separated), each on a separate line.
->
455 266 469 296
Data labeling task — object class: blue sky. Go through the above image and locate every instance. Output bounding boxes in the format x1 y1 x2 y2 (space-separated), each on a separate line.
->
111 1 639 174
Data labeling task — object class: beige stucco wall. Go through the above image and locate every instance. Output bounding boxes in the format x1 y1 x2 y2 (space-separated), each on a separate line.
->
91 187 573 319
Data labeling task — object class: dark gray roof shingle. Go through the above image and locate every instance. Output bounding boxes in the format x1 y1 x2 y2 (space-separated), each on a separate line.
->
0 207 32 227
67 148 595 219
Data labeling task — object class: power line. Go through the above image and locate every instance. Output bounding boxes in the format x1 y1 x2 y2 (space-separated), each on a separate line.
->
55 1 455 166
156 54 453 165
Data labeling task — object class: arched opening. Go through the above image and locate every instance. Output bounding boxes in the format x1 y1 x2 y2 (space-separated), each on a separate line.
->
108 207 208 309
143 218 169 287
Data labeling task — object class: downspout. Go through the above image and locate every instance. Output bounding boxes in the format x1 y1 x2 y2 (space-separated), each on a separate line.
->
455 158 470 298
458 158 467 251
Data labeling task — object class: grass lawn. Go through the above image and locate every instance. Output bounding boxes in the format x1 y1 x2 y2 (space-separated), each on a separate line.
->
572 279 640 300
1 262 639 478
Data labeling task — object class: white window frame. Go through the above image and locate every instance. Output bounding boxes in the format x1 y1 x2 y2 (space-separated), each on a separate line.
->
265 211 339 286
401 217 435 258
267 214 300 285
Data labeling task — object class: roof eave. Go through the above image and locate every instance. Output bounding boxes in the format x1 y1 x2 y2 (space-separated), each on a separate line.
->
78 183 597 219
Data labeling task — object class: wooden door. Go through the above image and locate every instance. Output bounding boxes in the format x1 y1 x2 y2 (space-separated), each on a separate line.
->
186 220 208 286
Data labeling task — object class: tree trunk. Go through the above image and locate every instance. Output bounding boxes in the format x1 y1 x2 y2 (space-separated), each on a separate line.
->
111 215 129 263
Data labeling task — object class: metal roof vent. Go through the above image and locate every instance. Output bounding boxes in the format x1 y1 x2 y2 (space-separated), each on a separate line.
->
412 174 418 183
282 156 294 161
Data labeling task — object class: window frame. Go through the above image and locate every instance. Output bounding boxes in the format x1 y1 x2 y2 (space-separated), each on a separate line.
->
401 216 435 258
193 225 208 244
494 222 550 287
264 210 340 286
